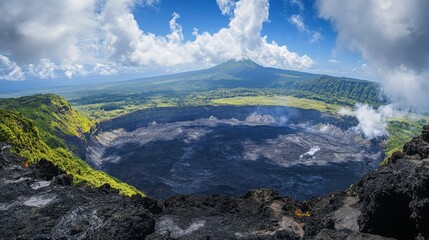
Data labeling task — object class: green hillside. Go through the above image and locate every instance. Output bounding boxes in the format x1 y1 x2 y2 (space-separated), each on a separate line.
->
383 119 428 163
282 76 383 106
0 94 93 155
0 60 384 122
0 95 143 197
59 60 383 121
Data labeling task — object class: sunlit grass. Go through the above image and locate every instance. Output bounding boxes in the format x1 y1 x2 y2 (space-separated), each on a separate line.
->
0 97 144 197
212 95 344 113
383 118 427 164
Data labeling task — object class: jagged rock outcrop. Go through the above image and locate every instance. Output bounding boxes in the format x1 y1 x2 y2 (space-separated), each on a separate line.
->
353 125 429 240
0 143 155 239
1 125 429 240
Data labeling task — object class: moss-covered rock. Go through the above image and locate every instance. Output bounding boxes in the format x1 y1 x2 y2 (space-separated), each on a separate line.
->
0 95 143 197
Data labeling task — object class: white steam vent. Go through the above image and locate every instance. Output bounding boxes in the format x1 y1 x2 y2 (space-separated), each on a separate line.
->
300 146 321 160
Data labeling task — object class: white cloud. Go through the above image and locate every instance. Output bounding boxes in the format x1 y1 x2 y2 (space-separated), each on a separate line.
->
0 0 97 64
124 0 315 69
317 0 429 111
217 0 236 16
28 58 58 79
0 0 314 80
61 64 87 79
328 59 340 63
93 63 117 76
289 14 322 43
289 15 306 32
0 55 25 81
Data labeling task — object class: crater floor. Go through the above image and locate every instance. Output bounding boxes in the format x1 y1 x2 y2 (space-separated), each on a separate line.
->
86 106 383 199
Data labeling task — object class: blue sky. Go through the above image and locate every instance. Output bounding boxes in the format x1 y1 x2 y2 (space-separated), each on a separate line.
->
0 0 427 110
0 0 376 83
133 0 370 79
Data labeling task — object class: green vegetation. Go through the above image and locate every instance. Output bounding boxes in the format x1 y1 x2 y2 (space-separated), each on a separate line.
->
75 96 178 121
212 95 344 113
0 96 143 197
383 119 427 164
280 76 384 106
0 61 411 173
54 60 383 121
0 94 93 151
71 87 359 122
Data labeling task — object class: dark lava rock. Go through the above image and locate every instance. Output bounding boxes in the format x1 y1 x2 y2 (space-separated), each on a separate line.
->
314 229 395 240
244 188 280 202
33 158 66 180
2 125 429 240
147 191 306 239
131 194 164 214
422 125 429 142
0 145 155 240
354 125 429 240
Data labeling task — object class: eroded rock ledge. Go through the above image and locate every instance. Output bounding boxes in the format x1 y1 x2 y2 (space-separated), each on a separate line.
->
1 125 429 239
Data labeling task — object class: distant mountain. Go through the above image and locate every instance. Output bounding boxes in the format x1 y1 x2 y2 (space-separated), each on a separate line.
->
0 59 384 106
199 59 318 82
122 59 319 86
63 59 383 106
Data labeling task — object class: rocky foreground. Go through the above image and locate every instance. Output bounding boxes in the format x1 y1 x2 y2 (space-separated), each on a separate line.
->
1 126 429 240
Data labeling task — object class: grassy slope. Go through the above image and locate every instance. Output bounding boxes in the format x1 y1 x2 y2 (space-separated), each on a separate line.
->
72 88 351 122
383 119 428 163
61 61 382 121
0 94 93 149
283 76 383 106
0 95 143 197
212 95 344 114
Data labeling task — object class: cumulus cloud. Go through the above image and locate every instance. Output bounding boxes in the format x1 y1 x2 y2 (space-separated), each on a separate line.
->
0 55 25 81
61 64 87 79
317 0 429 111
0 0 96 64
93 63 118 76
131 0 314 68
217 0 236 16
289 14 322 43
28 59 58 79
0 0 314 80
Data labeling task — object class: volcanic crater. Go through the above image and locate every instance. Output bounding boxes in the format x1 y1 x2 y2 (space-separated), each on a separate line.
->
86 106 384 199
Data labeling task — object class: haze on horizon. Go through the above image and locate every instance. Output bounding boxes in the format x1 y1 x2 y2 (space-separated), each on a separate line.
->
0 0 428 111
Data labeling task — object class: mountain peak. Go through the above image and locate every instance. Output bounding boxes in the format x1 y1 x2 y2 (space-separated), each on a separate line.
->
212 59 264 73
